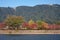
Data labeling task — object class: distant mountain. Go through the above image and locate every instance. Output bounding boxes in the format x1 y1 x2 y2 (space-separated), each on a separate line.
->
0 4 60 23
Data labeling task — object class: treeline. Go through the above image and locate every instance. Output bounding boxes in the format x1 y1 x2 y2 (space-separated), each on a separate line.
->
1 15 59 30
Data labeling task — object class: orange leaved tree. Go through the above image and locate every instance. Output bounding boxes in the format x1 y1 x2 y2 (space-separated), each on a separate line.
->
28 19 38 29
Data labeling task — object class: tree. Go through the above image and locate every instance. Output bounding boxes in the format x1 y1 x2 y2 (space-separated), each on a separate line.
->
21 19 38 29
28 23 38 29
28 19 34 29
4 15 24 30
55 21 60 25
21 22 29 29
36 20 48 29
36 20 43 29
28 19 34 26
41 22 49 29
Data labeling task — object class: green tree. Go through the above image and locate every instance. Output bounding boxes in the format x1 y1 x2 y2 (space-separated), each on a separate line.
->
55 21 60 25
36 20 47 29
36 20 43 29
4 15 24 30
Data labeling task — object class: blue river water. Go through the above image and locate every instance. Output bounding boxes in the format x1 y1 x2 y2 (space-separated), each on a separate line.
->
0 34 60 40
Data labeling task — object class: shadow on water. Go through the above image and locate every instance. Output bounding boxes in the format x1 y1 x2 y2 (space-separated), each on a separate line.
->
6 34 23 36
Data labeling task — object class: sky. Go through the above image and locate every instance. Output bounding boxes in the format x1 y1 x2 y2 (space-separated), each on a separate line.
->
0 0 60 7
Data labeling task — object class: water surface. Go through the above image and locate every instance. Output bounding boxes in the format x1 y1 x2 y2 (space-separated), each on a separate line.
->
0 34 60 40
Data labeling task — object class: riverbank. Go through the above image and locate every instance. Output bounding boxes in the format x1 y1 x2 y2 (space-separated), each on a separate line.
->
0 30 60 34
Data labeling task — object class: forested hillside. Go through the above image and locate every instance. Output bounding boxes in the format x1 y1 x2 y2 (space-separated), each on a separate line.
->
0 4 60 23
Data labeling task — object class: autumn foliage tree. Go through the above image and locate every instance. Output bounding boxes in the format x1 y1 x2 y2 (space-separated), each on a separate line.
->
28 23 38 29
21 22 29 29
36 20 48 29
28 19 35 26
41 22 49 29
4 15 24 30
28 19 38 29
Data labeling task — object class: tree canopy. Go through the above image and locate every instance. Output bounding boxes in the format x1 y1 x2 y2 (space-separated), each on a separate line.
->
4 15 24 29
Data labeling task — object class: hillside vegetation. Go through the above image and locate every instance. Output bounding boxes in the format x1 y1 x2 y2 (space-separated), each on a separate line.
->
0 4 60 24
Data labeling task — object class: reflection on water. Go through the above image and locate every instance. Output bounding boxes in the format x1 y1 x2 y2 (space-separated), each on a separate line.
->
0 34 60 40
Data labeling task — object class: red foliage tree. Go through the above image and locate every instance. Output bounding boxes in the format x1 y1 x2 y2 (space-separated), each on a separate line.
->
22 22 29 27
48 24 60 30
28 23 38 29
0 23 6 29
21 22 29 29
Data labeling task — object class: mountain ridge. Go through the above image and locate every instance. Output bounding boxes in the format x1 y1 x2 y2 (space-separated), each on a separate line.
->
0 4 60 23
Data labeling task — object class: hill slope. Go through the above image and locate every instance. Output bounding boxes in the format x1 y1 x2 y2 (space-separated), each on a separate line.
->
0 4 60 23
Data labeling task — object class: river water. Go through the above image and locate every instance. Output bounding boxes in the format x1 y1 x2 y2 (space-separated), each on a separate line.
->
0 34 60 40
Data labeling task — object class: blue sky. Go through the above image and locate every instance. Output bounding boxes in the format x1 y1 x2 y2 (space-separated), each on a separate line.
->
0 0 60 7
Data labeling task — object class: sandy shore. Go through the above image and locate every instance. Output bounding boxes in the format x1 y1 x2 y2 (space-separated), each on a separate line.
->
0 30 60 34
